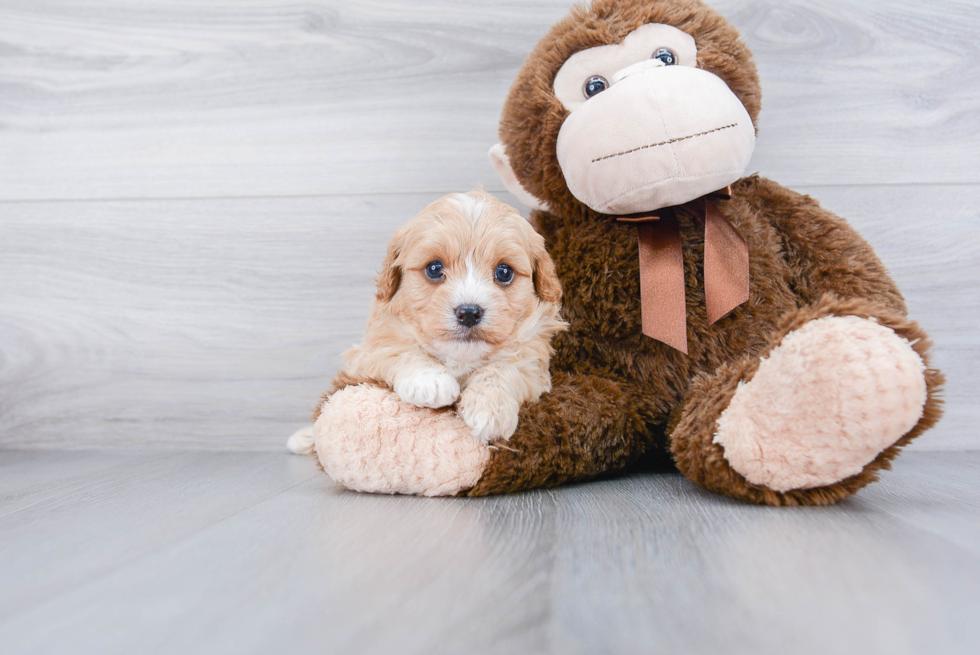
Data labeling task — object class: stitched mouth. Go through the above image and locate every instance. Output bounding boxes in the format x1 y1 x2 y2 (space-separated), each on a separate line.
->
591 123 738 163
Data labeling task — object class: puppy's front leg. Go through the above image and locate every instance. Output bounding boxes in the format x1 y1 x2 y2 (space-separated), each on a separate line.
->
456 363 530 443
391 356 460 409
346 341 459 409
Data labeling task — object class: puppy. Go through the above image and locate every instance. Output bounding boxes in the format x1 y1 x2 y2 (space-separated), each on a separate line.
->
288 190 565 454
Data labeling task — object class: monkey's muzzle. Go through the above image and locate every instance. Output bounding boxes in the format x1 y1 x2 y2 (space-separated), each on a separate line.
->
556 65 755 215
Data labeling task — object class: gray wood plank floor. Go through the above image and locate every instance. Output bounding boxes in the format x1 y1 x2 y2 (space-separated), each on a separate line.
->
0 450 977 655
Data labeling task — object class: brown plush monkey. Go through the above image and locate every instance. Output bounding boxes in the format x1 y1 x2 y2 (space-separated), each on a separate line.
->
311 0 943 505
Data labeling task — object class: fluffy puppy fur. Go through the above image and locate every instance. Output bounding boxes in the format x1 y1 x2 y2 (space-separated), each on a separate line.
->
341 190 565 443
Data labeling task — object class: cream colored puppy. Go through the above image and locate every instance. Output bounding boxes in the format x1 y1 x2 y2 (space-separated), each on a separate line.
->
288 190 565 453
350 190 565 442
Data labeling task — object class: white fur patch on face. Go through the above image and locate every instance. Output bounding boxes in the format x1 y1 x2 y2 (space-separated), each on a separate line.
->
428 257 496 373
449 257 494 316
446 193 489 223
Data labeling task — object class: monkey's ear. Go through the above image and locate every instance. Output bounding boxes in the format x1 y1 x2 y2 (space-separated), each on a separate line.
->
375 232 404 303
489 144 550 213
529 233 562 304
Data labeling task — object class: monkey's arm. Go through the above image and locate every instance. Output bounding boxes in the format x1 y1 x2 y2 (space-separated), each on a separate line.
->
743 177 907 312
663 178 942 506
464 372 655 495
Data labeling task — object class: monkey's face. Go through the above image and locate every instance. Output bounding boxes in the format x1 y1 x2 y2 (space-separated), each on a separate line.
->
552 24 755 215
490 2 762 219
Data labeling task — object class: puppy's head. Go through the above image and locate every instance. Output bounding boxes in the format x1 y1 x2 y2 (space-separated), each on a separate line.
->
377 190 562 362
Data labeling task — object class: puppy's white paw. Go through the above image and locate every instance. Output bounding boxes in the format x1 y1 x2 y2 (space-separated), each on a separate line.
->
457 389 520 443
394 370 460 408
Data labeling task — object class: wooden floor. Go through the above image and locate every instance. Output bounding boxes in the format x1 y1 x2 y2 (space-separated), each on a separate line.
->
0 450 977 655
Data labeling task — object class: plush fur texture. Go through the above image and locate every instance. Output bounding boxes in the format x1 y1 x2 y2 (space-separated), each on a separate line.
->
464 0 943 503
315 385 490 497
669 296 943 505
713 315 928 492
311 0 944 505
467 171 943 503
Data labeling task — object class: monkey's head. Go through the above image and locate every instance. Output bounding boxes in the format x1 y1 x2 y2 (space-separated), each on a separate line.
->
490 0 761 218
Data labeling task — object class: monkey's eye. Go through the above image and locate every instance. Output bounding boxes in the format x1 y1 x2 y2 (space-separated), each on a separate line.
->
494 263 515 285
424 261 445 281
653 48 677 66
583 75 609 99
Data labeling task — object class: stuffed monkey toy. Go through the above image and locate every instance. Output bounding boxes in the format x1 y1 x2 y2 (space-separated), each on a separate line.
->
312 0 943 505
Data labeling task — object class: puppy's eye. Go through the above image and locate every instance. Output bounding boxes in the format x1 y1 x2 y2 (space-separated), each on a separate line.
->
583 75 608 99
494 263 515 285
653 48 677 66
424 261 445 281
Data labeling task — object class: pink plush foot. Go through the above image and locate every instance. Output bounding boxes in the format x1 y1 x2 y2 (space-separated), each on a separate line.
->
714 316 928 492
314 385 491 497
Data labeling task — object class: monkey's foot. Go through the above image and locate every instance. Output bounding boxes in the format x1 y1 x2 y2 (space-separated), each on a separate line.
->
314 385 490 497
713 315 927 492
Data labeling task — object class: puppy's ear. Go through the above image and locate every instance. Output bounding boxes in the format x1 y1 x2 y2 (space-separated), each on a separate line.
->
375 231 404 303
530 233 562 304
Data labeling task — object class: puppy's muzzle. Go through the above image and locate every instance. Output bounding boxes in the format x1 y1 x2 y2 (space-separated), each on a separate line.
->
455 304 483 328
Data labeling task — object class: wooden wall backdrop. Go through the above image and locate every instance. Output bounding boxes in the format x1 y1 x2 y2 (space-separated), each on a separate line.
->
1 0 977 450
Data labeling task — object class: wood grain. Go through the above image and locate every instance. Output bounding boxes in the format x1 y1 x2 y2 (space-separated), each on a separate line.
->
0 193 437 449
0 184 975 450
0 450 977 654
0 450 319 618
0 0 976 450
0 0 978 202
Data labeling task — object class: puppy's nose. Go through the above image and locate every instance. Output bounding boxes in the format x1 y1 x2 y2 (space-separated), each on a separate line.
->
455 304 483 328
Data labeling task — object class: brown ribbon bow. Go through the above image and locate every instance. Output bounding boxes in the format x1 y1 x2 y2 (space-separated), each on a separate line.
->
616 186 748 354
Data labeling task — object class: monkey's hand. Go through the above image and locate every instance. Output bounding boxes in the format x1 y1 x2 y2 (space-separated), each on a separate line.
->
314 385 489 497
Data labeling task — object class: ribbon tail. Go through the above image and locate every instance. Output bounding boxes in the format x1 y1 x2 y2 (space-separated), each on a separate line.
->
703 199 749 325
636 210 688 354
